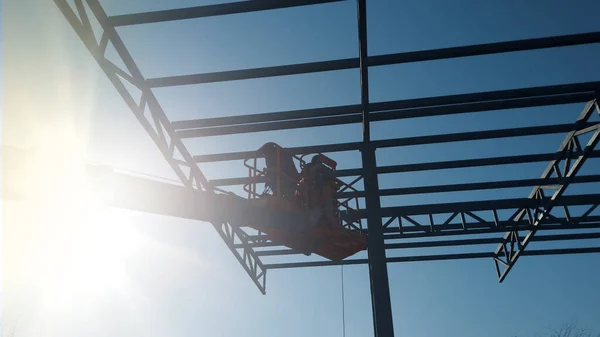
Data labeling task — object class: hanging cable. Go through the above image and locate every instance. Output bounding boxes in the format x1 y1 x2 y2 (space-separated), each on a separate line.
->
341 264 346 337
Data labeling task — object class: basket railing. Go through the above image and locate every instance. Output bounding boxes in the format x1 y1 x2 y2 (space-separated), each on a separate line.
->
243 148 363 233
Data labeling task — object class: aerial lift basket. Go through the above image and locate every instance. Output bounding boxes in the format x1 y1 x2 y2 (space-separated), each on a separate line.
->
242 142 367 261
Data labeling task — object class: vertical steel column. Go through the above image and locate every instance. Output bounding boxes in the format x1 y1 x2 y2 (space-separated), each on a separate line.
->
357 1 395 336
358 0 371 142
361 143 395 337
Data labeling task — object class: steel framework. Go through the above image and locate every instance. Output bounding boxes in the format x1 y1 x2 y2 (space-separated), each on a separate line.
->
53 1 600 337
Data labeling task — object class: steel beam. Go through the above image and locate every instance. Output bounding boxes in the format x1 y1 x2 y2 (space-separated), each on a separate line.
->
193 122 596 162
265 247 600 269
172 82 598 137
370 82 599 114
241 216 600 249
173 104 360 130
357 1 370 142
388 232 600 250
354 1 393 335
108 0 343 26
373 122 596 149
385 222 600 240
492 100 600 282
175 93 592 137
374 193 600 218
357 0 393 334
176 114 362 138
254 232 600 256
369 32 600 66
209 150 600 186
172 82 598 130
372 93 593 123
243 190 600 249
376 150 600 174
148 58 358 88
194 141 360 163
338 174 600 198
328 194 600 227
54 0 268 294
173 91 595 138
147 32 600 87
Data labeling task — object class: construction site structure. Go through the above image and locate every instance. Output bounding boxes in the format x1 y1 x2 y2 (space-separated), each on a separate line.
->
19 1 600 336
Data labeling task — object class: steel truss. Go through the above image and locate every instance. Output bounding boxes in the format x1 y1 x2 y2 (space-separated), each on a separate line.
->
54 0 267 293
54 1 600 336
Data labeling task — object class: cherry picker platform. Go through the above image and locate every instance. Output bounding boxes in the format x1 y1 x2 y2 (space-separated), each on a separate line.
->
242 142 367 261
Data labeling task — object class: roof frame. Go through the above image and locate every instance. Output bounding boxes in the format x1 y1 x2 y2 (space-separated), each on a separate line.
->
53 0 600 297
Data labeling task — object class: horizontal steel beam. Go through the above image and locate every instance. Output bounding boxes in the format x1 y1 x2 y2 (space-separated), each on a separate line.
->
173 104 360 130
265 247 600 269
370 32 600 66
373 193 600 218
241 216 600 249
193 122 596 162
372 93 593 123
175 93 594 137
173 85 599 139
194 141 360 163
209 150 600 186
108 0 343 26
176 114 362 138
374 122 596 149
148 32 600 87
338 174 600 198
377 150 600 175
149 57 358 88
386 232 600 250
172 82 599 131
255 232 600 256
371 82 598 114
383 221 600 240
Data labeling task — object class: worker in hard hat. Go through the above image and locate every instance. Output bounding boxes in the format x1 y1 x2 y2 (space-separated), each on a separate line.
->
259 142 299 201
301 155 338 227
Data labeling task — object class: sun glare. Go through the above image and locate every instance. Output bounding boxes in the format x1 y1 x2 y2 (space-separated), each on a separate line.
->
3 117 208 335
3 10 174 334
14 140 147 316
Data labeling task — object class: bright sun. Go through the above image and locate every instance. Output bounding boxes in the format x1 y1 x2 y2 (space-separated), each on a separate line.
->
4 130 205 336
12 139 148 316
39 185 143 305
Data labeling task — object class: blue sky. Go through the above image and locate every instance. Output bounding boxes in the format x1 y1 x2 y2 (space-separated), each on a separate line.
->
3 1 600 337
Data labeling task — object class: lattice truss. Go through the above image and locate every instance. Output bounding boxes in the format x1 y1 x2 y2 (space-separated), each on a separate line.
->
54 0 600 294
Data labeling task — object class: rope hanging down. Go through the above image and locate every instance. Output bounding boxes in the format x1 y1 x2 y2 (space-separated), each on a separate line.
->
341 265 346 337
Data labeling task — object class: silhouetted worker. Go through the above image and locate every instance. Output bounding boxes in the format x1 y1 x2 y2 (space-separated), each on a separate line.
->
302 155 338 226
258 142 299 200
